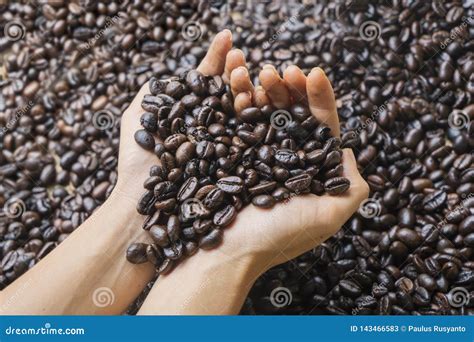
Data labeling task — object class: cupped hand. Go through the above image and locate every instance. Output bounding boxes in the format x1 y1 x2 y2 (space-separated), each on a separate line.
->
218 64 370 273
114 30 245 202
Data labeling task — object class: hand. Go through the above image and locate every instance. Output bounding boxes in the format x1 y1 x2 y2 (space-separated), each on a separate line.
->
138 62 370 315
113 29 245 203
215 64 370 273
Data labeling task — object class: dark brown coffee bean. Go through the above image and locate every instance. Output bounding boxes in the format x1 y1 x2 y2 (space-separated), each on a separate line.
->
248 181 277 196
272 187 290 201
213 205 236 227
275 149 299 166
324 177 350 195
216 176 244 194
252 195 275 208
203 188 225 210
134 129 155 151
166 215 181 243
149 225 169 247
199 228 223 249
163 240 183 260
126 243 148 264
177 177 198 201
285 173 312 192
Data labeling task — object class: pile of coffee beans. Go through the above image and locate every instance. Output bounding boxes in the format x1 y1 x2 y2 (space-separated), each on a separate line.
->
126 70 351 272
1 0 473 315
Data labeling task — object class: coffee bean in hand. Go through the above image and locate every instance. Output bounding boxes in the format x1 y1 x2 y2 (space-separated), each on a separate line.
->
127 70 351 274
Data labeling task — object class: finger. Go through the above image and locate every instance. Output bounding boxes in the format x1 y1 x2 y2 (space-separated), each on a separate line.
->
197 30 233 76
223 49 246 84
234 92 253 113
259 65 291 109
253 86 270 108
230 66 254 98
307 67 340 137
283 65 307 103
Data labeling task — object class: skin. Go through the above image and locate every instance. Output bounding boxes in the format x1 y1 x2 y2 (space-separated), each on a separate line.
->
0 30 368 315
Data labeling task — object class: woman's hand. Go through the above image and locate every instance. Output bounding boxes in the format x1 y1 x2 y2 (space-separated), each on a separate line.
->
138 58 369 315
218 64 370 273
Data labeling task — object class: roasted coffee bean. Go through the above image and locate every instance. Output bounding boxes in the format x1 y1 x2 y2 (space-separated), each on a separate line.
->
163 241 183 260
140 112 158 132
248 181 277 196
177 177 198 201
154 181 178 200
137 191 157 215
196 140 215 160
134 129 155 151
142 94 164 113
272 187 290 201
199 228 223 249
275 149 299 166
126 243 148 264
203 188 225 209
284 173 312 192
306 149 326 164
175 142 196 166
324 177 350 195
149 225 169 247
213 205 237 227
146 244 163 267
166 215 181 243
252 195 275 208
216 176 244 194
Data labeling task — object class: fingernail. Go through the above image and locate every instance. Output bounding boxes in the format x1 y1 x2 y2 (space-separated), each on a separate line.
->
263 64 275 70
237 66 248 75
311 67 326 77
221 29 232 41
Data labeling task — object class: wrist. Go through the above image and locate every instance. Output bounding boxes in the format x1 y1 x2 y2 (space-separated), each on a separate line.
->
184 244 268 285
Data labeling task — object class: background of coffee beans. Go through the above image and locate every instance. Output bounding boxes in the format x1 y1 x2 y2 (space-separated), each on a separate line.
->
1 0 473 315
